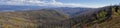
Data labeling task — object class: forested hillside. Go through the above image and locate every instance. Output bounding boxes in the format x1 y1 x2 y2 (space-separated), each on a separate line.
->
70 5 120 28
0 9 68 28
0 5 120 28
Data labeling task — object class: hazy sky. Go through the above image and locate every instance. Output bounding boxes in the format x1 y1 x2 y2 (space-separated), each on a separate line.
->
0 0 120 8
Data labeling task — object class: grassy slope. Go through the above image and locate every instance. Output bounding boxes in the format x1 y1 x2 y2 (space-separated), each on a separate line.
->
0 9 68 28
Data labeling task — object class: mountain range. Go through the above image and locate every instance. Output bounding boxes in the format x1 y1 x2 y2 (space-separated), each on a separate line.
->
0 5 120 28
0 5 93 17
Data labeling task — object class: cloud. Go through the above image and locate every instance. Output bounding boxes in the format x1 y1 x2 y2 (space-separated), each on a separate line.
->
0 0 106 8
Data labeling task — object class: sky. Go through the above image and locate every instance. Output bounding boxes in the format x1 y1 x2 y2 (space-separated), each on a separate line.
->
0 0 120 8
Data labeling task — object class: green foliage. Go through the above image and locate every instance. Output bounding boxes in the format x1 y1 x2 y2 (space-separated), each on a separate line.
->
112 7 119 16
118 9 120 14
117 7 120 15
97 10 107 19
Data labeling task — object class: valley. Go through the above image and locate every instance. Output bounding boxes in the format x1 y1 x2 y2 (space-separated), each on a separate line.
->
0 5 120 28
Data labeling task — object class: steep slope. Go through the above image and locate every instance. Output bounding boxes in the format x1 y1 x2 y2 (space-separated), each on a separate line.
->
0 9 68 28
69 5 120 28
91 6 120 28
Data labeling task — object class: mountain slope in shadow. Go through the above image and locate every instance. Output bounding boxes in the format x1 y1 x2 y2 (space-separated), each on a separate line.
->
69 5 120 28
